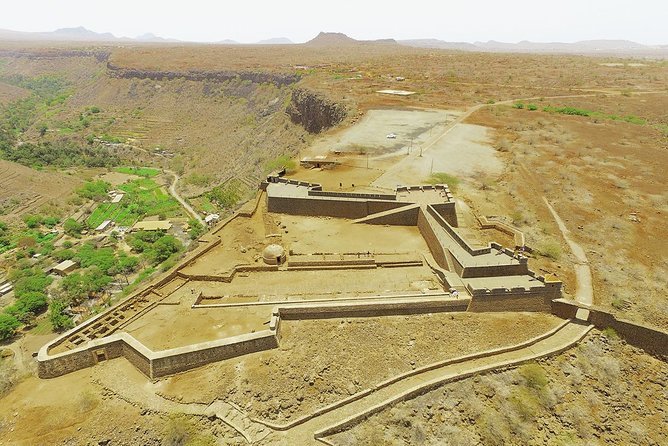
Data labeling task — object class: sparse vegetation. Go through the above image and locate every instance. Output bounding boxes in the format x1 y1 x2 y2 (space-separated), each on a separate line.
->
427 172 460 191
536 240 562 260
265 154 296 174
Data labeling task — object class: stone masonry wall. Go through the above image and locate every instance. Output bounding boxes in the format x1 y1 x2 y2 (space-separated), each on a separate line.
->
417 208 449 270
267 195 408 219
552 299 668 358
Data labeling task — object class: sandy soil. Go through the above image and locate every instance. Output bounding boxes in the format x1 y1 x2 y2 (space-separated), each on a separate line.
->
464 95 668 328
0 159 81 218
98 171 139 186
305 108 455 157
372 123 503 189
123 300 271 351
0 367 241 446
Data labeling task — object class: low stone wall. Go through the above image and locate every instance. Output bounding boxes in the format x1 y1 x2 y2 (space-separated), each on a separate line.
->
150 331 278 378
479 216 525 248
38 337 125 378
552 299 668 358
287 256 375 268
39 296 468 379
277 299 468 320
461 263 530 278
468 292 555 313
38 330 279 379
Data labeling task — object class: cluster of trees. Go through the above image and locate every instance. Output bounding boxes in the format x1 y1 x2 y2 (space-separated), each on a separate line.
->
0 140 119 169
49 242 141 330
207 179 247 209
0 267 52 340
76 180 111 201
0 73 119 169
128 230 183 265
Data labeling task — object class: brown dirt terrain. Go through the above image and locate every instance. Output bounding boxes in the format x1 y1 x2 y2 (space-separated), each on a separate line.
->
332 330 668 446
463 94 668 329
0 81 29 105
154 312 561 423
0 41 666 446
0 367 242 446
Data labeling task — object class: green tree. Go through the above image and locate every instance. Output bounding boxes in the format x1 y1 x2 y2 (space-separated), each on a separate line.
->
63 218 83 236
0 313 21 340
48 299 74 331
76 180 110 201
149 235 182 264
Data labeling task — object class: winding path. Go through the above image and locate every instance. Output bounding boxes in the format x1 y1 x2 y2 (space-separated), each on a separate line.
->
165 170 204 225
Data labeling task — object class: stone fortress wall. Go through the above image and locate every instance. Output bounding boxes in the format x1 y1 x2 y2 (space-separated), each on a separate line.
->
37 297 467 379
36 177 668 379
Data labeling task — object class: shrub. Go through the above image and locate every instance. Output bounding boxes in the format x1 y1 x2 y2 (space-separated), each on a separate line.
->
527 104 538 111
265 155 296 174
518 363 548 390
23 214 42 228
537 241 561 260
512 102 524 109
601 327 619 340
188 219 205 240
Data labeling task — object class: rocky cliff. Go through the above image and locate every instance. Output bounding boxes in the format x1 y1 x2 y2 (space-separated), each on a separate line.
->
286 88 347 133
106 63 300 87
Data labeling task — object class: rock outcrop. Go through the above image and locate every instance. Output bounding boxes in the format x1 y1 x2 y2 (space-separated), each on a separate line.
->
106 63 300 87
286 88 346 133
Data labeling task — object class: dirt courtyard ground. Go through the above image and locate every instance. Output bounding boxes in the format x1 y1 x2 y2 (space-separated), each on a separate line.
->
305 108 457 157
280 215 429 254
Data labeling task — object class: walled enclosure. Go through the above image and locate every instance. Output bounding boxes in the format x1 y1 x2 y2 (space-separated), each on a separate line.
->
37 178 563 379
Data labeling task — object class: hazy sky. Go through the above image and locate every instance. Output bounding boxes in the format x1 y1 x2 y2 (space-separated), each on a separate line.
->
2 0 666 44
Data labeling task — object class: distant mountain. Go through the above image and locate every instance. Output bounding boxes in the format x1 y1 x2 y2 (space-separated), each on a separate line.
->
256 37 293 45
52 26 118 41
216 39 240 45
0 26 178 43
135 33 181 43
399 38 667 57
474 39 650 52
305 32 398 46
400 39 478 51
306 32 358 46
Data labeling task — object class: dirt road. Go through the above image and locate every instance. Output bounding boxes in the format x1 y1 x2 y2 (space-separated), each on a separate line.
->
166 170 204 225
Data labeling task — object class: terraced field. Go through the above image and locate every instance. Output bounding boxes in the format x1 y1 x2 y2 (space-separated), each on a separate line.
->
0 159 79 217
86 177 184 228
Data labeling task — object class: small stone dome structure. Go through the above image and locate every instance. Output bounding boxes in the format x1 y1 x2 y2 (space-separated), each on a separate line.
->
262 244 286 265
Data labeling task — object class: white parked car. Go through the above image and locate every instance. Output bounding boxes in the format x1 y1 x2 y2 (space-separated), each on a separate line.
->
386 133 397 139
